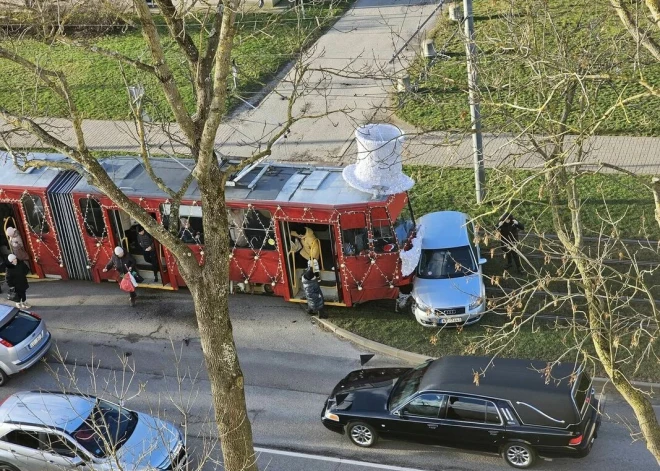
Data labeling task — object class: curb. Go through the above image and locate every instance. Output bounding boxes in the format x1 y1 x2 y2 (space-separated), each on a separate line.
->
315 318 660 390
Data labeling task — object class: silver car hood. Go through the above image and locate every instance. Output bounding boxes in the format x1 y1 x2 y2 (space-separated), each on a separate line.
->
115 412 181 469
412 274 483 308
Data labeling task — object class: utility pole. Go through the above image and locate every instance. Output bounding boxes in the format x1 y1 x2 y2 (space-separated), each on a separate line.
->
463 0 485 203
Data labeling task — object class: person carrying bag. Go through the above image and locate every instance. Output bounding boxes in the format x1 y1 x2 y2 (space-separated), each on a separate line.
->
119 271 139 307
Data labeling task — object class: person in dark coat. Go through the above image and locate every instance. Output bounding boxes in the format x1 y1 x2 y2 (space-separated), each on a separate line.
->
496 213 524 273
302 266 326 318
136 226 159 282
5 254 30 309
103 246 138 306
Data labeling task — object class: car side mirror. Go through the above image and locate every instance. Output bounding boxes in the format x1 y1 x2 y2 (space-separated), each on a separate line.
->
478 258 487 265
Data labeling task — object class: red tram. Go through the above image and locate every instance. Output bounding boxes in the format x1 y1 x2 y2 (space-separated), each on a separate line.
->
1 152 416 307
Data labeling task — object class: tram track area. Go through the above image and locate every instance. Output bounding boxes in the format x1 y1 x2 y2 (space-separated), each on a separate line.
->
485 287 660 328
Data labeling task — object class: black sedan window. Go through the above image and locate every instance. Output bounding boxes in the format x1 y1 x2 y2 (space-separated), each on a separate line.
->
445 396 501 424
389 363 430 410
402 393 446 418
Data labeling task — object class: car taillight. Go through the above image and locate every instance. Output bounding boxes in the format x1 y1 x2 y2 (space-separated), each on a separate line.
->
0 339 13 348
569 435 583 446
29 312 41 320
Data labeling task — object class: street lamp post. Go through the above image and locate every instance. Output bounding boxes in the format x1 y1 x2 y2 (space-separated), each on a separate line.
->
462 0 485 203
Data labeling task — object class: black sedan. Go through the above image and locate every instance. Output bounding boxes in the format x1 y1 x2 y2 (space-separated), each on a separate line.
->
321 356 602 469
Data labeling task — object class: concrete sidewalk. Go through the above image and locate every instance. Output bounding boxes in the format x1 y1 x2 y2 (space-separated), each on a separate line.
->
3 0 660 174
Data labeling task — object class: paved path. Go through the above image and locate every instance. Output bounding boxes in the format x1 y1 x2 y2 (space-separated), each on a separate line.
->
2 0 659 174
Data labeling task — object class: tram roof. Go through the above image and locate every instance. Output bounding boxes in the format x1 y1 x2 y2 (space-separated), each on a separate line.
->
71 156 390 206
0 152 69 188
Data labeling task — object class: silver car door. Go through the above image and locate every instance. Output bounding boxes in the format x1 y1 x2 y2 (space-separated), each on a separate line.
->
0 429 45 470
38 432 87 471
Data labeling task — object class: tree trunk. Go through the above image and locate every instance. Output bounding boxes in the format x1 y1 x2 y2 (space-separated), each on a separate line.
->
581 283 660 466
190 281 258 471
183 163 258 471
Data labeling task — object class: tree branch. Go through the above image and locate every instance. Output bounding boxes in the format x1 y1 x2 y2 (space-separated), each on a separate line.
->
610 0 660 61
57 37 158 75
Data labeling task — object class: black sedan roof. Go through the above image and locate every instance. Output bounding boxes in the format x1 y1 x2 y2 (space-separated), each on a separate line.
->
420 356 584 427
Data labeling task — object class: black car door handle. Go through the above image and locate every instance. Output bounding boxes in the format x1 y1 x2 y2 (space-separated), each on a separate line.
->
488 430 499 435
427 424 438 429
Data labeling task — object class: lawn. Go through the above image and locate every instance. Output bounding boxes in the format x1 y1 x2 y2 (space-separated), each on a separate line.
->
326 301 660 382
0 3 349 120
404 166 660 240
396 0 660 136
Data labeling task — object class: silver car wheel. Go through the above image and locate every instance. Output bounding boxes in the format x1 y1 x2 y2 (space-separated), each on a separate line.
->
506 445 531 467
350 424 373 446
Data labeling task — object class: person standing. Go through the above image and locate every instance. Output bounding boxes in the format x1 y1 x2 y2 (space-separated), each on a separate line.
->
496 213 524 273
136 226 159 282
5 227 29 265
302 266 326 318
5 254 30 308
103 246 138 306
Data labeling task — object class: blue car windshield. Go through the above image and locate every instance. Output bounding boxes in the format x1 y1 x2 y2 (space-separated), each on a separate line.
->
417 247 476 279
72 400 138 458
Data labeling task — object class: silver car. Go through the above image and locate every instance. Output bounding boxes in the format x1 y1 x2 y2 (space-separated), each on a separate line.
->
0 391 187 471
0 305 51 385
412 211 487 327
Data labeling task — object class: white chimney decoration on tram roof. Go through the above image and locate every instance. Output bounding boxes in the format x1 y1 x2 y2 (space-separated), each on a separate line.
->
342 123 415 198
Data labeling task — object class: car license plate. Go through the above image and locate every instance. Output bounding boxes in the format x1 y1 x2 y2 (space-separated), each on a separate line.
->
29 332 43 349
440 317 463 324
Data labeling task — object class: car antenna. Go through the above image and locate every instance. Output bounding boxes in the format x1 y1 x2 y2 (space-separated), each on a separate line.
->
360 354 375 369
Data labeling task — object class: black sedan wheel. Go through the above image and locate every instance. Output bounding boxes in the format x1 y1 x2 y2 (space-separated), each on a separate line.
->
347 421 378 447
502 442 536 469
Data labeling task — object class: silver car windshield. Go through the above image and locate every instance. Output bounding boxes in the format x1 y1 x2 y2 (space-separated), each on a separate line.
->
417 247 476 279
71 399 138 458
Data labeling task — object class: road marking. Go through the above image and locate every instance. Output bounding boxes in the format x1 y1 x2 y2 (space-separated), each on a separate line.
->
254 447 430 471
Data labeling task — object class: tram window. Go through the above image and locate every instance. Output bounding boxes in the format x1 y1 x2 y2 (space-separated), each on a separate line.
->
371 208 397 254
79 198 105 238
228 209 249 248
394 199 415 245
243 209 275 251
21 195 49 234
340 213 368 256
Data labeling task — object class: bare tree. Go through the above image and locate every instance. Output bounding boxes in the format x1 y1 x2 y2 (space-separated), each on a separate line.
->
421 0 660 464
0 0 343 469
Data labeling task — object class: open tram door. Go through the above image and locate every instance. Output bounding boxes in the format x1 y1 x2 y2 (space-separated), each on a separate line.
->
107 208 171 289
280 221 342 304
0 203 41 277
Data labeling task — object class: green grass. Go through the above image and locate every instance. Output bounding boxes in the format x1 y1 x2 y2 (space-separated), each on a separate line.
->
326 302 660 382
0 4 349 120
396 0 660 135
405 165 659 240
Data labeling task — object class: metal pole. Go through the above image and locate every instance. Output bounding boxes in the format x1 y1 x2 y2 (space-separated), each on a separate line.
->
463 0 485 203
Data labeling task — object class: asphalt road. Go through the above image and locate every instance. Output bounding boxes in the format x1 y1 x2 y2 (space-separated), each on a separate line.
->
1 280 658 470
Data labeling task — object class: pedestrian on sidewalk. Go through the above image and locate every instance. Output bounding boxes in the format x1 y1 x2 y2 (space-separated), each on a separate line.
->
136 226 159 282
496 213 525 273
5 254 30 309
103 246 138 306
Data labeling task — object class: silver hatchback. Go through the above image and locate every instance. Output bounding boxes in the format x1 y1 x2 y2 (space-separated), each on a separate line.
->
0 305 51 386
0 391 187 471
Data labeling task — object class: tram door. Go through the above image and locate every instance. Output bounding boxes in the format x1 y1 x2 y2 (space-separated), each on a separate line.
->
0 203 37 275
108 209 169 287
280 221 341 303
